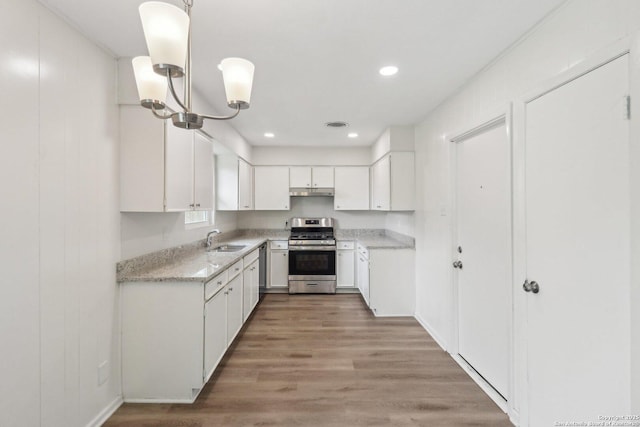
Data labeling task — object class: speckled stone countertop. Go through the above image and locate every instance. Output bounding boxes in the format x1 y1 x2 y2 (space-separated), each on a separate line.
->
117 228 413 284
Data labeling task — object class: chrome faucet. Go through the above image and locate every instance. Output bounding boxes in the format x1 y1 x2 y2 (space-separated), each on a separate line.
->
205 229 221 248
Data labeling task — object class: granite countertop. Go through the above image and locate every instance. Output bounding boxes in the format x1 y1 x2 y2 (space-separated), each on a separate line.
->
117 229 413 284
353 235 413 249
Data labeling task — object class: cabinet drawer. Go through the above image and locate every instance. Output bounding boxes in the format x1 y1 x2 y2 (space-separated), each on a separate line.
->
228 259 244 279
205 270 229 300
337 241 354 250
243 249 259 266
270 240 288 250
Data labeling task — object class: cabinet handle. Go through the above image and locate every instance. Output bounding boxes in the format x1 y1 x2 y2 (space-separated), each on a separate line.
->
235 267 240 271
189 203 195 208
285 205 288 209
283 253 287 257
217 281 222 285
336 205 340 209
224 291 229 295
244 205 249 208
196 203 201 207
376 205 381 208
229 287 233 291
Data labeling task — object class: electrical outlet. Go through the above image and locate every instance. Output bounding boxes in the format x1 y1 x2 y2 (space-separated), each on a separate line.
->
98 361 109 386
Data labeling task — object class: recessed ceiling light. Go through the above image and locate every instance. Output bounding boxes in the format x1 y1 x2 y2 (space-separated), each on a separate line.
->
379 65 398 76
264 132 275 138
348 132 358 138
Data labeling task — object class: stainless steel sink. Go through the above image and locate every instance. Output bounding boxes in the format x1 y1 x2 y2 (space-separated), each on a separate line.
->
208 244 247 253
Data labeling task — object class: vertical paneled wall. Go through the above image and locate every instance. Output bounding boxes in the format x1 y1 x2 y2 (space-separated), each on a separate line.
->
413 0 640 418
0 2 121 426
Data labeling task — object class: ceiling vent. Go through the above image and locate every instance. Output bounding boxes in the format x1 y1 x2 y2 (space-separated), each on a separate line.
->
325 121 348 128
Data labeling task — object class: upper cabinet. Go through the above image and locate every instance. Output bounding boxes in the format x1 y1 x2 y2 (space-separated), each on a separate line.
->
215 153 253 211
120 105 213 212
238 159 253 210
371 152 415 211
254 167 290 210
289 166 334 188
334 167 369 210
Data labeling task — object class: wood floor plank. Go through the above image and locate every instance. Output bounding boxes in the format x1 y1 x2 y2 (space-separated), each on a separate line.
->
105 294 511 426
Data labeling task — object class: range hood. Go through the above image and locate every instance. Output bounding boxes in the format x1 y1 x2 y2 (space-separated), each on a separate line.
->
289 187 335 197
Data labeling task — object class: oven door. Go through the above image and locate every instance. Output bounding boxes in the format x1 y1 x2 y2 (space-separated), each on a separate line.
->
288 246 336 280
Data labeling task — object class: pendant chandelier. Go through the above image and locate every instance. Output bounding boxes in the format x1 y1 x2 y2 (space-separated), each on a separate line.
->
132 0 255 130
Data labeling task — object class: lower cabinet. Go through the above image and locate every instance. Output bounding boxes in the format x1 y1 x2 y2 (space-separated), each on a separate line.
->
226 274 243 346
269 241 289 288
337 241 355 288
243 258 259 322
121 250 262 403
204 286 227 380
356 244 415 317
357 246 370 305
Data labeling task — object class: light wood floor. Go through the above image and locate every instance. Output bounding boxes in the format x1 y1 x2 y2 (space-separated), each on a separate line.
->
105 294 511 426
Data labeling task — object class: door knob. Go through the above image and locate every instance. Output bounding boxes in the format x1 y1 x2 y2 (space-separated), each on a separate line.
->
523 279 540 294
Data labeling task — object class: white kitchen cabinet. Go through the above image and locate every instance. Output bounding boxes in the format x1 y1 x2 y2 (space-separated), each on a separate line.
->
204 285 226 382
242 249 259 322
368 248 414 316
238 159 253 210
192 132 214 211
216 155 253 211
269 241 289 288
226 274 243 346
337 241 355 288
254 167 290 210
334 167 369 210
371 152 414 211
120 105 213 212
289 166 334 188
356 244 370 305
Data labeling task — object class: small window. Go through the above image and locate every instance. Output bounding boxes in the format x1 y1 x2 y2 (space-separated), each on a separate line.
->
185 210 209 225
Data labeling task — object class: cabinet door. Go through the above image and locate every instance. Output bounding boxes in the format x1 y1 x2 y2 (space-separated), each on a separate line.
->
165 125 194 211
215 154 239 210
357 255 369 305
238 159 253 210
242 261 258 322
312 167 334 188
226 275 243 346
371 156 390 211
269 250 289 288
204 289 227 380
289 166 311 188
337 250 355 288
254 167 290 210
334 167 369 210
193 132 213 210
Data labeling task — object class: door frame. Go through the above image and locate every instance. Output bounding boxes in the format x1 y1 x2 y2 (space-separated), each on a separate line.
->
447 107 513 416
512 37 632 427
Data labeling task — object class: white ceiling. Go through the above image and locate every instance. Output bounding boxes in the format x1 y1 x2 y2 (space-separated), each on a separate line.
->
39 0 565 147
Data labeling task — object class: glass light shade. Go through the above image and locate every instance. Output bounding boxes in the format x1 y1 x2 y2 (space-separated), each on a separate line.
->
132 56 167 106
220 58 255 108
139 2 189 73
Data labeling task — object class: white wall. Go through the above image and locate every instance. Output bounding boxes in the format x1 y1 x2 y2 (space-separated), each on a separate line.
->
0 2 121 426
252 146 371 166
237 197 388 230
120 211 237 259
413 0 640 416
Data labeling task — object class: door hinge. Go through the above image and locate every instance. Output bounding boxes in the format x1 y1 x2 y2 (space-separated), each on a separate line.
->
625 95 631 120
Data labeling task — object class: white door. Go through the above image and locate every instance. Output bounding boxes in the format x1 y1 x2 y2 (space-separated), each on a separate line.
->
204 290 227 380
337 249 355 288
455 119 510 398
523 54 631 425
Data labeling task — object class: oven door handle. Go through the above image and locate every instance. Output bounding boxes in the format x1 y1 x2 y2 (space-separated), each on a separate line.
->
289 246 336 251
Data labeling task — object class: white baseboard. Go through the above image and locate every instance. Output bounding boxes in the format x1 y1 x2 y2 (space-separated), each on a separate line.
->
414 312 448 351
86 396 123 427
123 397 195 404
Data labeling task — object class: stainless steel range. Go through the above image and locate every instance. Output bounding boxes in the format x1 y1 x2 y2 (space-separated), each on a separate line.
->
288 217 337 294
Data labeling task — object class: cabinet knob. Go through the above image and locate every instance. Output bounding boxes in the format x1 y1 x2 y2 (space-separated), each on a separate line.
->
283 253 286 257
189 203 195 208
196 203 201 207
285 205 288 209
229 287 233 291
336 205 340 209
244 205 249 208
217 281 222 285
